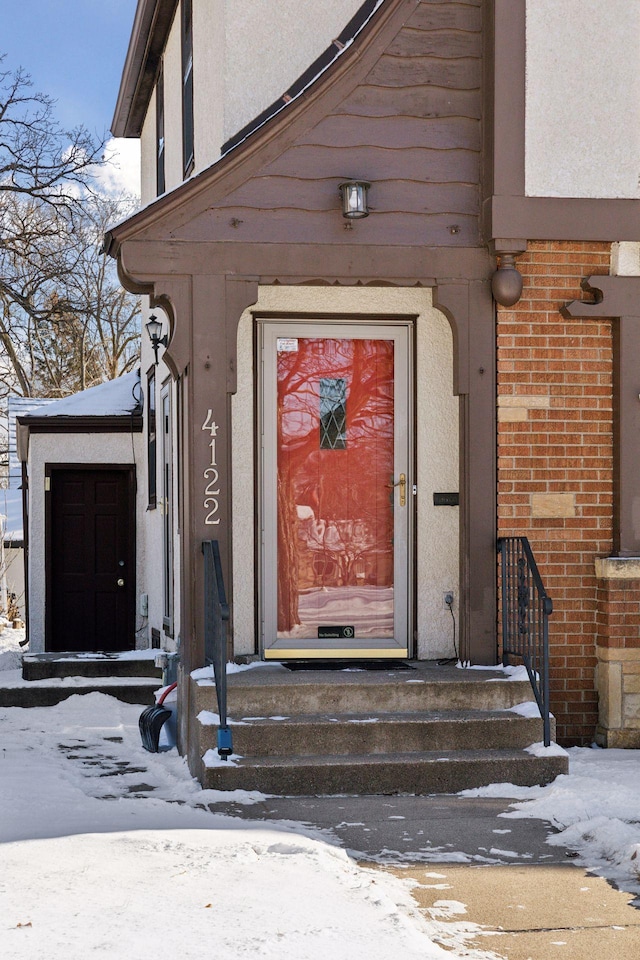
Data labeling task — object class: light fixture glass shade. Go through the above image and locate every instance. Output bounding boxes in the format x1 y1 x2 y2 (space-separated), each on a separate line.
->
145 315 163 342
339 180 370 219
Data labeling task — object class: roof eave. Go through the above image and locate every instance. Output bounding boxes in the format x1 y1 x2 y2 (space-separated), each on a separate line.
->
111 0 178 138
106 0 400 255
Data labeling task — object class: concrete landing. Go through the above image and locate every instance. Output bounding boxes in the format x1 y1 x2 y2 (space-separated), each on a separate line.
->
0 652 165 706
22 653 162 680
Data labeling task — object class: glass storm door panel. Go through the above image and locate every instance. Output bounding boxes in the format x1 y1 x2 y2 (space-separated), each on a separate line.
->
260 322 411 657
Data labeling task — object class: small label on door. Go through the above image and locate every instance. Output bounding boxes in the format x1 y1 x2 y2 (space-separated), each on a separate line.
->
318 626 355 639
277 337 299 352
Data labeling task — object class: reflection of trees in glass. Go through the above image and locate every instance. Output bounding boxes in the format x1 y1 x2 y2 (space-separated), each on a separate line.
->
277 338 394 633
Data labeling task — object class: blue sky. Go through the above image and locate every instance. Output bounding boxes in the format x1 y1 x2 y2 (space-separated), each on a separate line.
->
2 0 138 137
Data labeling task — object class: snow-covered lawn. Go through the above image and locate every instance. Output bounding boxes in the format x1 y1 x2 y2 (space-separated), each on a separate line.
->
1 625 639 958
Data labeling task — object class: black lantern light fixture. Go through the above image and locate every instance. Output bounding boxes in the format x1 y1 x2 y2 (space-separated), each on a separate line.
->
146 314 168 365
338 179 370 219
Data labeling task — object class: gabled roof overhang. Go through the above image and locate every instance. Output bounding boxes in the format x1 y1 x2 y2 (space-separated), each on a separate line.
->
112 0 178 138
105 0 487 274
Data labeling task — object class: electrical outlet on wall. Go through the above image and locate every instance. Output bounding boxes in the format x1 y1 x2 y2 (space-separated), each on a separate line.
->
443 591 454 609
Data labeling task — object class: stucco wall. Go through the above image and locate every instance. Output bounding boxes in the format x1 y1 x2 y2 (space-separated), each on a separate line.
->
3 546 25 619
27 433 147 653
139 304 180 653
526 0 640 198
222 0 365 144
163 9 184 190
232 286 459 660
140 0 365 198
139 90 158 208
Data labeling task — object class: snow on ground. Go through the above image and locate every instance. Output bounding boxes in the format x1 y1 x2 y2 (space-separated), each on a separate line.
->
0 619 25 670
461 749 640 899
2 625 640 957
0 690 456 960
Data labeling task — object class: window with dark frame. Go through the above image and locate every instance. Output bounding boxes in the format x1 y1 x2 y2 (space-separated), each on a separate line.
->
161 386 174 635
320 378 347 449
181 0 194 177
147 367 157 508
156 61 165 196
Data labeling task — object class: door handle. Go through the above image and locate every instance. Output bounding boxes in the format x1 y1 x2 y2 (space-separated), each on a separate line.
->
117 578 125 588
388 473 406 507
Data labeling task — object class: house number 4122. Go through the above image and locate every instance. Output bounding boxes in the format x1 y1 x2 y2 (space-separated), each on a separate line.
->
202 409 220 525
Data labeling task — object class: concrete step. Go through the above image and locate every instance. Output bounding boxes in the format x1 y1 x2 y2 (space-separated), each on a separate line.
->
194 663 536 717
0 678 159 708
198 710 553 756
22 653 162 681
200 748 568 795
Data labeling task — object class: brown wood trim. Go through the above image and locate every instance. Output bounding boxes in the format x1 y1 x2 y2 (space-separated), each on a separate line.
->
491 0 525 199
252 311 420 321
434 278 497 664
112 0 178 138
564 275 640 557
119 240 492 287
18 415 143 434
487 195 640 243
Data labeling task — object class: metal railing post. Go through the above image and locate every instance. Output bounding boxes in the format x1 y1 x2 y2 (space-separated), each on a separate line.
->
497 536 553 747
202 540 232 759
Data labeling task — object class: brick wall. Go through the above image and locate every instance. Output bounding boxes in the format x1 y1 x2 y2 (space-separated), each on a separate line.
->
497 241 612 745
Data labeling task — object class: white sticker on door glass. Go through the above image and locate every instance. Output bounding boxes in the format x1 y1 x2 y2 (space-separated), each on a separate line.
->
277 338 299 352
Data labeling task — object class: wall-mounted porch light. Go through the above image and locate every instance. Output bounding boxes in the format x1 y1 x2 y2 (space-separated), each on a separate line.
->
338 179 370 219
145 314 168 365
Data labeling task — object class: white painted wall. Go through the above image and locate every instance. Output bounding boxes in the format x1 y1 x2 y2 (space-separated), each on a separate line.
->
232 286 459 661
3 547 25 619
140 0 365 199
27 433 147 654
139 91 158 208
222 0 365 144
526 0 640 198
138 303 180 653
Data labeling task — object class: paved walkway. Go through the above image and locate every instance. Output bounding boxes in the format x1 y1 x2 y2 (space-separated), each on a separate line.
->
385 861 640 960
210 792 640 959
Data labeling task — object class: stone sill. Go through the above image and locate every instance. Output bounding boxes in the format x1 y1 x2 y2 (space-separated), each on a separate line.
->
595 556 640 581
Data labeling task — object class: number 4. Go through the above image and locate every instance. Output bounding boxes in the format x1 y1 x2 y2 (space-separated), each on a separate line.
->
201 410 219 436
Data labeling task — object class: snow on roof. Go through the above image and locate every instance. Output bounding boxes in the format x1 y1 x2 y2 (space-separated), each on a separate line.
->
0 488 24 542
19 370 142 420
7 397 57 488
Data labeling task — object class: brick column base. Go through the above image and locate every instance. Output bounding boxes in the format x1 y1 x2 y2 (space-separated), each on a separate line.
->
595 558 640 747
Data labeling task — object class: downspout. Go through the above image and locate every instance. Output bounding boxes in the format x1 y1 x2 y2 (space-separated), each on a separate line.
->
21 460 29 641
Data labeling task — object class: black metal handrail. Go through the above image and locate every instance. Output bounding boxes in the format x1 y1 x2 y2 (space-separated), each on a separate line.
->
202 540 232 759
497 537 553 746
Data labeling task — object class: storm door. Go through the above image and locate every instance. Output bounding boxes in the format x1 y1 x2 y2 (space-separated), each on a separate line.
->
259 321 412 658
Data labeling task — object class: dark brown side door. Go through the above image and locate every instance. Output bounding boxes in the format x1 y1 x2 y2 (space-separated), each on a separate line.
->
47 467 135 652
